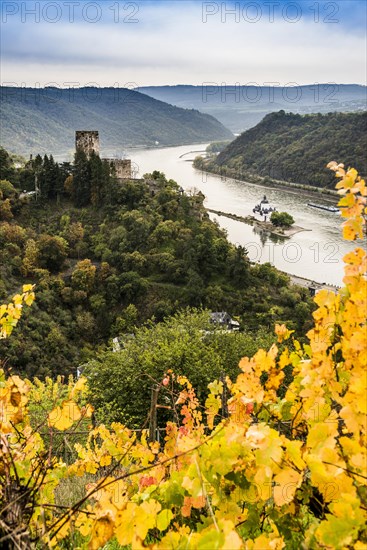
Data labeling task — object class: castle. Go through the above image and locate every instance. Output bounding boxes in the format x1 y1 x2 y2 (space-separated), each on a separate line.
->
75 130 132 180
75 131 100 157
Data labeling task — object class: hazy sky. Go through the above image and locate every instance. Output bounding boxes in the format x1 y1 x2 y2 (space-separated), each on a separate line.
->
1 0 366 87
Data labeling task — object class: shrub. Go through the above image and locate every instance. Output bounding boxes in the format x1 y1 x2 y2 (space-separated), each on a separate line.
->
270 210 295 227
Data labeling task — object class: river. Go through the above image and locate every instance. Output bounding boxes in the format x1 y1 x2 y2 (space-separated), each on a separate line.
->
127 143 364 287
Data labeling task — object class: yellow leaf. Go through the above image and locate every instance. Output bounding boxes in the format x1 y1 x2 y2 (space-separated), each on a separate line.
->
284 439 306 470
75 511 93 537
66 400 82 423
273 468 303 506
100 454 112 467
48 400 81 431
81 403 94 418
22 284 34 292
13 294 22 305
89 516 114 550
70 377 87 398
275 324 294 343
115 503 147 546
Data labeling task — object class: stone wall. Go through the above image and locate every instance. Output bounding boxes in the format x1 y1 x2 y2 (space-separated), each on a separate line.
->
105 158 132 180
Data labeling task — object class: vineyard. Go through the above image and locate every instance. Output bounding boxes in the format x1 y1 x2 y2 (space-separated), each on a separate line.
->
0 162 366 549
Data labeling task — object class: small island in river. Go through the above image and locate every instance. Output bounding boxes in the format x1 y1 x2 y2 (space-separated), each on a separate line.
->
206 208 311 239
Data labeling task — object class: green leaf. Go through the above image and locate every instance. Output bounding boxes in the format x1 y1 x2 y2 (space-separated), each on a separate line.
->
156 509 174 531
197 530 224 550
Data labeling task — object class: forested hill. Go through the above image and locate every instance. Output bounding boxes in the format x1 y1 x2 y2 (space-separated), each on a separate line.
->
0 87 233 156
0 148 314 378
205 111 367 188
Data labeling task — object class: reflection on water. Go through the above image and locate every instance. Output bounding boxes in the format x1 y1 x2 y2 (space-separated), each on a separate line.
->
251 225 287 247
129 143 365 286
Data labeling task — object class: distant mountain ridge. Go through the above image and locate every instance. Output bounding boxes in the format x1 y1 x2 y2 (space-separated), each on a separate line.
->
202 111 367 188
137 84 367 133
0 87 233 157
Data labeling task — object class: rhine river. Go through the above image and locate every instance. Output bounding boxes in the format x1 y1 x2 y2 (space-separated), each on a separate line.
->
127 143 362 287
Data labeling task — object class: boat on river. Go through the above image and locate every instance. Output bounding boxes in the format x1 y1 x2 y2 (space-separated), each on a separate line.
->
308 203 339 213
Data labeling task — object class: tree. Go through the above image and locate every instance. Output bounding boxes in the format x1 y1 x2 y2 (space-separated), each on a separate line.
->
38 154 55 198
89 151 104 207
0 223 26 247
37 235 68 272
119 271 148 302
0 181 16 221
113 303 138 334
121 210 151 251
227 245 250 285
117 180 147 209
63 222 85 258
73 150 91 207
64 174 74 198
0 198 13 221
270 210 295 228
71 259 96 293
0 148 15 182
84 309 273 427
76 311 96 338
84 310 222 425
0 179 16 198
21 239 39 277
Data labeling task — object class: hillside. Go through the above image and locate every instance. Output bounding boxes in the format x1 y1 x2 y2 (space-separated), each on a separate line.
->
0 149 315 378
0 87 233 157
137 84 367 133
201 111 367 188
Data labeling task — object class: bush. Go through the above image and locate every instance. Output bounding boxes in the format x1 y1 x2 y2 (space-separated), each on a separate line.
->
37 235 69 272
0 179 17 198
270 211 295 227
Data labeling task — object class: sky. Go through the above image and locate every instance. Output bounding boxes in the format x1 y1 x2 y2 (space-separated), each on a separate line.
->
1 0 366 87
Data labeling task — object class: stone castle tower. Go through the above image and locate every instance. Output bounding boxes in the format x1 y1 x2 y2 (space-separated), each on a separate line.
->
75 130 100 158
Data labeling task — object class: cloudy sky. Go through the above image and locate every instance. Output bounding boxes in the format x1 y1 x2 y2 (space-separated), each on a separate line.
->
1 0 366 87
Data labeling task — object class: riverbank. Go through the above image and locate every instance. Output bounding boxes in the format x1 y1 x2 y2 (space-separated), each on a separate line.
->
207 208 340 291
195 160 339 200
207 208 310 239
287 273 340 293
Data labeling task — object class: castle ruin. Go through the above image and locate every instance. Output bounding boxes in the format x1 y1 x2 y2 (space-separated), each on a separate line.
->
75 131 132 180
75 131 100 158
104 158 132 180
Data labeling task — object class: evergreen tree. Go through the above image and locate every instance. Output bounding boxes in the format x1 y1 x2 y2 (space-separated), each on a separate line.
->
38 155 50 198
90 152 104 207
0 147 15 181
33 154 43 172
46 155 58 199
73 150 91 207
